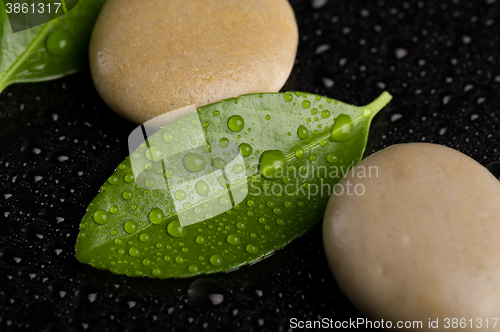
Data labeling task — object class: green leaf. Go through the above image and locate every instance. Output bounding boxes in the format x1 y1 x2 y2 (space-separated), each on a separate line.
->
0 0 106 94
75 91 392 279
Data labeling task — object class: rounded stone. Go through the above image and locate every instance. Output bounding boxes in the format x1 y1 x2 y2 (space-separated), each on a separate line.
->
323 143 500 327
89 0 298 124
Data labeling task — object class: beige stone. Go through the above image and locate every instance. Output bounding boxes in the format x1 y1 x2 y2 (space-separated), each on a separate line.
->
323 143 500 330
89 0 298 124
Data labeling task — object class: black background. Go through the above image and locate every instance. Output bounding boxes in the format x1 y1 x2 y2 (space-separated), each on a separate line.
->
1 0 500 331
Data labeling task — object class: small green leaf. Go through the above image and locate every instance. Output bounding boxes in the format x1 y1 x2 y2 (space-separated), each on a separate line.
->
75 91 392 278
0 0 107 94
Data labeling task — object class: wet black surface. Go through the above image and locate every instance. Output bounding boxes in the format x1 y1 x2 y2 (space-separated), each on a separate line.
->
1 0 500 331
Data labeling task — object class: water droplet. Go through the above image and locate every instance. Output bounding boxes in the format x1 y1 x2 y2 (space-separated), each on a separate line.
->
45 30 73 56
331 114 353 142
167 220 187 238
188 265 200 273
93 210 109 225
273 207 283 215
108 175 119 184
110 206 118 214
152 268 162 277
236 221 246 229
175 256 184 263
284 201 292 208
265 115 271 121
145 178 155 188
233 164 244 174
239 143 253 157
175 190 187 201
227 115 245 132
122 191 133 200
183 153 206 173
217 175 227 188
247 200 255 207
219 138 229 148
363 108 372 118
322 110 330 118
203 121 209 127
395 47 408 59
259 150 287 180
302 100 311 109
246 244 258 254
146 146 163 162
213 110 220 116
139 233 151 242
148 208 165 224
285 93 293 102
124 220 138 234
219 197 230 206
164 133 174 142
214 157 227 170
226 234 240 245
309 155 317 162
195 180 210 197
209 255 223 266
196 236 205 244
164 169 174 179
129 247 141 257
295 148 304 158
259 217 266 224
297 125 309 140
327 154 338 163
143 258 151 265
124 174 134 183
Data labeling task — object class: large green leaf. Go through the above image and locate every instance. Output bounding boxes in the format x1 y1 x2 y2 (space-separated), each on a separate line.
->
0 0 106 94
76 91 392 278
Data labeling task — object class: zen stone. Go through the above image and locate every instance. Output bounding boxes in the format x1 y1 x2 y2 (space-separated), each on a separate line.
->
323 143 500 330
90 0 298 124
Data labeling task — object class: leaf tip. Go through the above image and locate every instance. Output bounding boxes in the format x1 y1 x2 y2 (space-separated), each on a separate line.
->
365 91 393 118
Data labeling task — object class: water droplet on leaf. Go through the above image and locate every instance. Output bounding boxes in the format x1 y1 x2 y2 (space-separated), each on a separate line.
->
239 143 253 157
331 114 353 142
167 220 186 238
259 150 287 180
148 208 165 224
227 115 245 132
297 125 309 140
45 30 73 56
93 210 109 225
124 220 138 234
195 180 210 197
226 234 240 245
246 244 258 254
209 255 223 266
183 153 206 172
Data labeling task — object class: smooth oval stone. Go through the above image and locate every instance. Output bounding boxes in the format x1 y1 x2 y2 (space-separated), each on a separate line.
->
90 0 298 124
323 143 500 328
